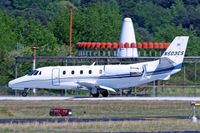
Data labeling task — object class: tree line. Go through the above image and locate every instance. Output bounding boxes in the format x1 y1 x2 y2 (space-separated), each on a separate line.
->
0 0 200 85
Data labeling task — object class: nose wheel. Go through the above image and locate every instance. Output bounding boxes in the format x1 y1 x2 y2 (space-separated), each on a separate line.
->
22 91 28 97
22 88 29 97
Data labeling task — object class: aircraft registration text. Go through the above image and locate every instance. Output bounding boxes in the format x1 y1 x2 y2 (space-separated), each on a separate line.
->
164 51 184 56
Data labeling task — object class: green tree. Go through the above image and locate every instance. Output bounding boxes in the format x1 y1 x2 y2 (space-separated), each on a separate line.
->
47 3 69 45
0 11 19 85
73 1 122 42
133 1 172 32
0 10 18 51
152 0 175 8
153 24 200 56
14 17 59 56
48 1 122 55
0 10 61 85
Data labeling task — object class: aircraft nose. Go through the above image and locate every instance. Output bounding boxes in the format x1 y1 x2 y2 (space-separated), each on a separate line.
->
8 80 15 88
8 76 28 89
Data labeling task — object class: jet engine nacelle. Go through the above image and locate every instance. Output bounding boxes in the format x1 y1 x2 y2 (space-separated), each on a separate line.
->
130 66 144 76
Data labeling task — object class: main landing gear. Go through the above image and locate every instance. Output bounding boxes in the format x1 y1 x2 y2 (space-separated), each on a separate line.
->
91 91 99 97
100 90 109 97
91 90 108 97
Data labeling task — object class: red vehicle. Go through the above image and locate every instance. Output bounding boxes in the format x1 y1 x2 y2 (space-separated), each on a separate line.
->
49 108 72 116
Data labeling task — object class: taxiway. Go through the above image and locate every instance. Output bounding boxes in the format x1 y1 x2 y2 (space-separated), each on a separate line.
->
0 116 190 124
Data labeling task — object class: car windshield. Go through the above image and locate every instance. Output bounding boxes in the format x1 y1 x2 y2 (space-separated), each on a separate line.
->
27 70 40 76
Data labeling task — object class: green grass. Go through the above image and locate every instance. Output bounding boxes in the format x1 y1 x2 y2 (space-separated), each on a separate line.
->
0 120 200 132
0 100 194 119
0 100 199 132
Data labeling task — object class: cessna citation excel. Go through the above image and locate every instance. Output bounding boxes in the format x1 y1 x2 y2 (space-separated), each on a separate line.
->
9 36 189 97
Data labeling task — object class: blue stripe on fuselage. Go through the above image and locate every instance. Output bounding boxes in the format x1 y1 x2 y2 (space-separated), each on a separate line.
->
99 63 182 79
146 63 182 76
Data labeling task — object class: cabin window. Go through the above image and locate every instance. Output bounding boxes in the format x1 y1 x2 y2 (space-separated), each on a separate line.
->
89 70 92 74
39 71 42 75
80 70 83 74
63 71 66 75
71 70 74 75
99 70 102 74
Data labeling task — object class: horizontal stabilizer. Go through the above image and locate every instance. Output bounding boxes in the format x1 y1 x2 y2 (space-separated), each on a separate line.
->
163 75 170 80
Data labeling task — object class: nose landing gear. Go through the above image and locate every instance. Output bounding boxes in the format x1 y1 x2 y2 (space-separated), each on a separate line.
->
21 88 29 97
22 91 28 97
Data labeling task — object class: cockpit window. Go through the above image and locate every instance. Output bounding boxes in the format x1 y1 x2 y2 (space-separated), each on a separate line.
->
33 71 39 75
27 70 41 76
27 70 36 76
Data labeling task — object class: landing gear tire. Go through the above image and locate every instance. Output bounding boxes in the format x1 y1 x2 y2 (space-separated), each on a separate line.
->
22 91 28 97
100 90 109 97
92 92 99 97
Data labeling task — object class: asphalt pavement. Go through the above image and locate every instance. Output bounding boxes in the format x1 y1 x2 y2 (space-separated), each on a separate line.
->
0 116 191 124
0 96 200 101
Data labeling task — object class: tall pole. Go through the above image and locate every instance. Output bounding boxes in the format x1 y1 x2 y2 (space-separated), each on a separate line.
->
32 44 36 95
32 44 36 70
15 62 18 95
69 8 73 56
67 0 73 56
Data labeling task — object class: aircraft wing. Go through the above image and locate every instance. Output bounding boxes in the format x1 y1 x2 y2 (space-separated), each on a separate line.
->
76 82 116 93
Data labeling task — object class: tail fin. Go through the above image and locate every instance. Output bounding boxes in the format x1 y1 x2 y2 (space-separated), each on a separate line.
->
161 36 189 65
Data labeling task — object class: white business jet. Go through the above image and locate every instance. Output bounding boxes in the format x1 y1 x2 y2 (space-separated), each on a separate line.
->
8 36 189 97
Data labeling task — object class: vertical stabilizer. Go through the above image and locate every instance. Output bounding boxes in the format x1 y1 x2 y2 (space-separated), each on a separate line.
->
161 36 189 65
118 17 138 57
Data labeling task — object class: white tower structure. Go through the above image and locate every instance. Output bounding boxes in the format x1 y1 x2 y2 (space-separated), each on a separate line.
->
118 17 138 57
